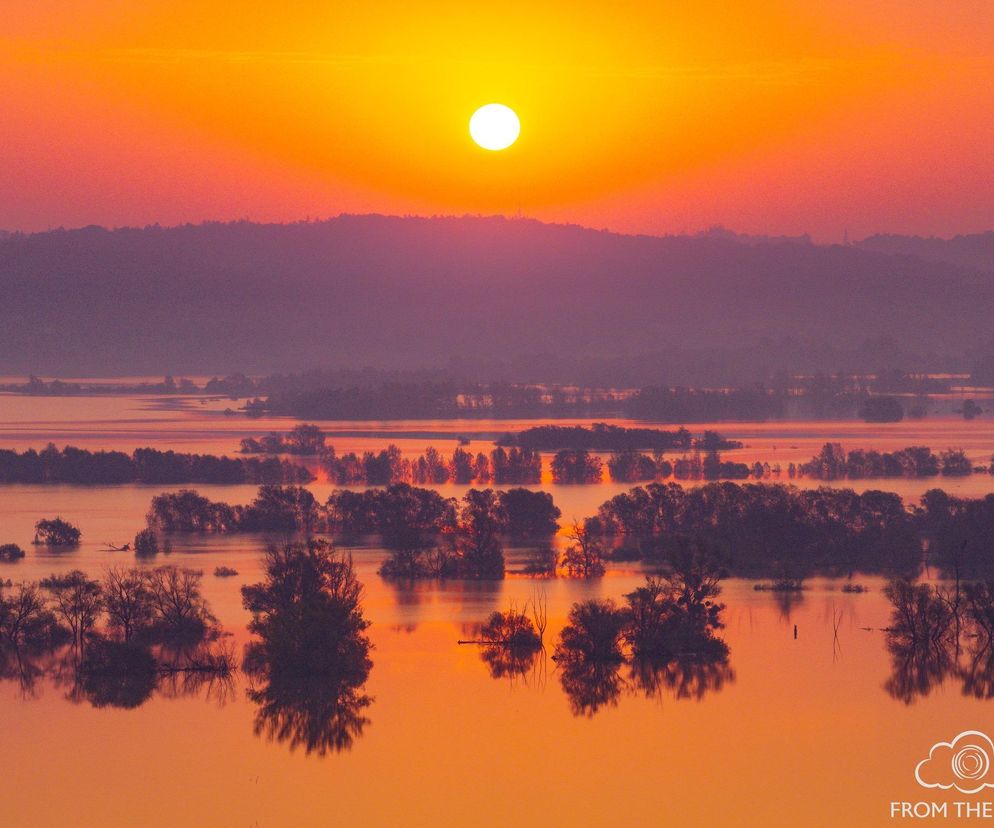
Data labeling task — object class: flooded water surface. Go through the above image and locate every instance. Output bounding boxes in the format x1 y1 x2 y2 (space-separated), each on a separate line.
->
2 395 994 826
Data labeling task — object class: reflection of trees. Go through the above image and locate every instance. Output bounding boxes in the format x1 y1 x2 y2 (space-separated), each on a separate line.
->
557 650 736 715
772 588 804 622
241 540 374 755
245 647 372 756
0 644 49 698
480 642 542 682
628 650 735 702
882 578 994 704
883 636 956 705
960 643 994 700
558 658 623 717
551 563 736 717
1 637 236 709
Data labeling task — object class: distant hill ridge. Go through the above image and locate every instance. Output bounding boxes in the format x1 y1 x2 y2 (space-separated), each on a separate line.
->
855 231 994 273
0 214 990 376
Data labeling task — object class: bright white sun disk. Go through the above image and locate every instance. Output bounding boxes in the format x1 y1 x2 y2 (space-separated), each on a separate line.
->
469 104 520 151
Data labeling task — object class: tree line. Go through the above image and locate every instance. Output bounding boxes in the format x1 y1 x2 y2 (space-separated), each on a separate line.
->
496 424 740 452
799 443 986 480
11 480 994 584
0 444 312 485
237 423 762 485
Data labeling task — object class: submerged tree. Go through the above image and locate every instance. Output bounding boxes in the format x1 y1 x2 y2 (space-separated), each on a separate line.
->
555 602 627 716
102 568 153 642
147 567 216 640
560 520 606 578
453 489 506 579
626 548 727 658
0 544 26 562
474 607 543 681
78 639 158 709
551 449 603 484
133 528 159 557
40 571 103 648
242 539 371 674
33 518 81 546
0 582 63 648
241 539 373 754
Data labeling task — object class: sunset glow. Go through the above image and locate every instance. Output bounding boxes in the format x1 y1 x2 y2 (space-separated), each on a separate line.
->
3 0 994 237
5 3 994 827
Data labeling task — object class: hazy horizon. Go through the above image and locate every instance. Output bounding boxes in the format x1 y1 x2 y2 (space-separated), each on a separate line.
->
4 212 994 247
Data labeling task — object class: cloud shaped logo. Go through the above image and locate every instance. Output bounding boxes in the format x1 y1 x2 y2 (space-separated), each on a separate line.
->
916 731 994 794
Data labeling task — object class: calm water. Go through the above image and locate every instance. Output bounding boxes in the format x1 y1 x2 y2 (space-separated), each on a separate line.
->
3 395 994 826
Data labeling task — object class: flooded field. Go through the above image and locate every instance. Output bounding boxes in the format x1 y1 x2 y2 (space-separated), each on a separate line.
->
2 394 994 826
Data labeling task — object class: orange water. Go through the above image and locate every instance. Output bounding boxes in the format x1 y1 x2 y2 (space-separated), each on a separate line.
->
2 395 994 826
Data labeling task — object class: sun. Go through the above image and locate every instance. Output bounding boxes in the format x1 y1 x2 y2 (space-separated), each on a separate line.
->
469 104 520 151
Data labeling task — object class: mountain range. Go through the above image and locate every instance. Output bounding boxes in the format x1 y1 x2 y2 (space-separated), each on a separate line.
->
1 215 991 380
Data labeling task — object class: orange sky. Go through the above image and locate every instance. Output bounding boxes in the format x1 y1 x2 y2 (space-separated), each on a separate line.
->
3 1 993 239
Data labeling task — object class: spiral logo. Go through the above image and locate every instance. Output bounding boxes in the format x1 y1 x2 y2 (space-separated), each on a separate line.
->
916 731 994 794
953 745 990 781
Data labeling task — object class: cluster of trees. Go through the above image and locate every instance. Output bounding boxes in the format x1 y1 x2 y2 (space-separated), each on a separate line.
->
607 449 753 483
240 424 327 456
0 375 199 396
800 443 981 479
0 566 231 707
916 491 994 578
591 482 921 578
239 371 939 425
0 544 26 561
147 486 322 534
1 540 375 751
324 441 759 487
320 445 542 486
136 479 994 583
365 488 559 580
255 380 628 420
0 444 312 485
33 518 81 546
503 424 707 452
502 424 742 454
552 550 732 715
624 385 785 422
551 450 603 483
147 483 560 546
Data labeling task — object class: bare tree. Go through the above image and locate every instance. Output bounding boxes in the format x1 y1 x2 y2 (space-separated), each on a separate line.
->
147 567 215 635
0 583 55 647
530 587 549 644
40 570 103 647
102 568 152 642
561 520 606 578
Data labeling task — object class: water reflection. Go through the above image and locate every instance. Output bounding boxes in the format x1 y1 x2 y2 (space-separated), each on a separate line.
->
240 540 375 755
0 639 236 709
549 561 737 717
882 579 994 704
479 641 545 683
0 644 50 698
628 652 735 702
883 636 955 705
559 658 624 717
245 659 373 756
